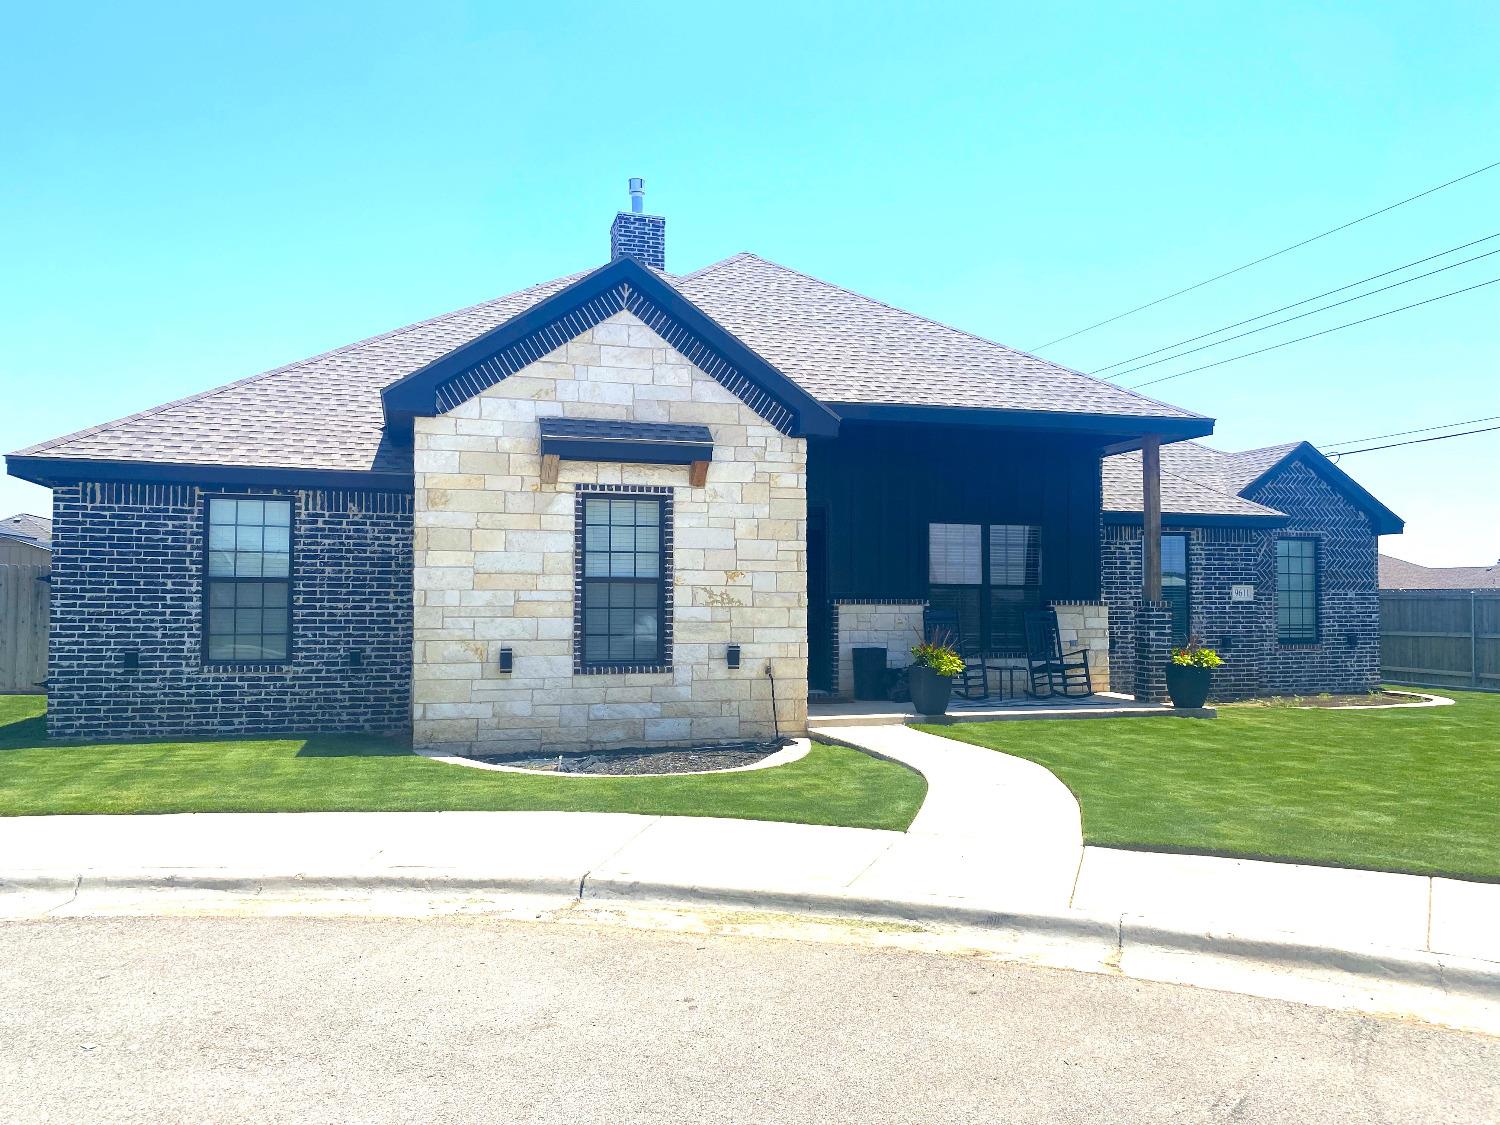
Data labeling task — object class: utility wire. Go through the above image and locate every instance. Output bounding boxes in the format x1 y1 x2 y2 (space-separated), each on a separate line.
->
1321 414 1500 449
1089 232 1500 376
1029 157 1500 351
1104 244 1500 381
1126 274 1500 390
1328 424 1500 458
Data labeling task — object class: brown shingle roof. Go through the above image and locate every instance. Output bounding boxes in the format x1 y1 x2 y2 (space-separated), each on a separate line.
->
1379 554 1500 590
1103 445 1284 520
673 254 1208 420
12 273 586 474
0 512 51 548
11 253 1207 477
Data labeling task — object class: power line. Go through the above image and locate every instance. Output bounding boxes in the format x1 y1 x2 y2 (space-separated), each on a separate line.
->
1321 414 1500 448
1029 157 1500 351
1089 232 1500 376
1328 424 1500 458
1104 243 1500 381
1126 273 1500 390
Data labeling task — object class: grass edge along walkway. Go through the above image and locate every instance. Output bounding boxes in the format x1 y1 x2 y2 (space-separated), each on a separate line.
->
0 696 926 831
918 688 1500 882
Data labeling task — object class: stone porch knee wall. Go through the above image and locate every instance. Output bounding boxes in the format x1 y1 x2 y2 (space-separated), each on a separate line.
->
1050 601 1110 691
1248 459 1380 694
832 599 926 699
411 310 807 755
48 481 412 740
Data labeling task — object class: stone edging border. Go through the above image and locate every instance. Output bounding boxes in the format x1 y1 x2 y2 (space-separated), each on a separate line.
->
415 737 812 779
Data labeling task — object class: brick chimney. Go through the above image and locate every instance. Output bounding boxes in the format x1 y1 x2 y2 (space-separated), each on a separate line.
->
609 177 666 270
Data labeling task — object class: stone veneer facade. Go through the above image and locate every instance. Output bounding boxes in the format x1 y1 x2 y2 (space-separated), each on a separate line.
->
1050 601 1110 690
832 600 927 698
411 310 808 754
47 481 412 740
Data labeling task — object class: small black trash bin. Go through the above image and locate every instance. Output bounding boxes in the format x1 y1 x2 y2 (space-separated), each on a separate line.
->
852 647 888 701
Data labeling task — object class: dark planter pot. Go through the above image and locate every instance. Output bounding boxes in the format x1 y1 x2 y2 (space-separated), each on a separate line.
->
908 665 954 717
1165 664 1212 709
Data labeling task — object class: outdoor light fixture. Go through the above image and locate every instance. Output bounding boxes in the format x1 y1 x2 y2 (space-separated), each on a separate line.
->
498 647 514 674
1345 633 1359 650
726 644 741 670
119 650 140 671
347 648 364 668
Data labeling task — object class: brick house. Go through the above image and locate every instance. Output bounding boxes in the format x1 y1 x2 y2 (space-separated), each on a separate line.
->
1102 441 1403 698
7 187 1402 747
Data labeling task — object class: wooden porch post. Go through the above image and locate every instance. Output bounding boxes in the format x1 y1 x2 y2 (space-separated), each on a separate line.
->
1141 435 1162 601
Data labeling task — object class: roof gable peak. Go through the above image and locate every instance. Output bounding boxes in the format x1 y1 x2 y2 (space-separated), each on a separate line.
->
381 256 839 438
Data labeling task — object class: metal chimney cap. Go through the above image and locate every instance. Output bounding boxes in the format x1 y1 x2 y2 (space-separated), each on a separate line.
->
628 177 645 213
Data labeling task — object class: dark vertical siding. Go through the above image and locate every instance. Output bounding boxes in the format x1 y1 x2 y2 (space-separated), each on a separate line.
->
807 423 1103 602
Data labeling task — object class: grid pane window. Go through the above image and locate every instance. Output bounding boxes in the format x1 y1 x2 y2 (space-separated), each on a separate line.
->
580 496 666 667
1276 537 1319 644
1161 534 1190 645
205 498 292 662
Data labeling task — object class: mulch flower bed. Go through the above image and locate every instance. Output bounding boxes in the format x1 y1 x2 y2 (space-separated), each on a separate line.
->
466 739 791 776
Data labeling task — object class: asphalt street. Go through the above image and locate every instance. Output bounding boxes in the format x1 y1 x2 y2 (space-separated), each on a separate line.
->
1 915 1495 1123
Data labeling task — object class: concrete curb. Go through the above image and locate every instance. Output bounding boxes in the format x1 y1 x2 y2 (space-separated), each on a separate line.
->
8 869 1496 1002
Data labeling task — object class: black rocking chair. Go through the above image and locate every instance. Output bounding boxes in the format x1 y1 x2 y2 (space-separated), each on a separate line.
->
1022 608 1093 698
923 608 990 701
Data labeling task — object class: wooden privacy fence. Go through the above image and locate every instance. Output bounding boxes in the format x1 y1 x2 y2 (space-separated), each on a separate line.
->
0 562 49 692
1380 590 1500 691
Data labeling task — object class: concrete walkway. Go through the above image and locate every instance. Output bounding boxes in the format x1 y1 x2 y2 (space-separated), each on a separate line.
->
1 725 1496 1031
0 725 1084 913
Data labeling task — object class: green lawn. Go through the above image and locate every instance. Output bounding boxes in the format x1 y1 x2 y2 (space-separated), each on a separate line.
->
0 696 925 830
918 689 1500 881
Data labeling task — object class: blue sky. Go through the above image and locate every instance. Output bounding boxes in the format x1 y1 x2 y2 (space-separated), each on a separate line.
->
2 1 1496 564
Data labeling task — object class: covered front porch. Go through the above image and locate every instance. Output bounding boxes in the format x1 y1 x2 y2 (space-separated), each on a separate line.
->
806 412 1189 706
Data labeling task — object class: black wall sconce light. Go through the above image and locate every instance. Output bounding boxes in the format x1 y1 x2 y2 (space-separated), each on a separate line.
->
1344 632 1359 650
347 648 364 668
726 644 741 670
498 647 514 674
119 650 140 671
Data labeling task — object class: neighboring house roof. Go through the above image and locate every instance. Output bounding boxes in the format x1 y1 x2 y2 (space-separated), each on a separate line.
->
0 512 51 549
1103 440 1404 533
1379 554 1500 590
9 252 1211 486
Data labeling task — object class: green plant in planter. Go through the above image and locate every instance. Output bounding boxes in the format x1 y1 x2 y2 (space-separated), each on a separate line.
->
1170 641 1224 669
908 629 964 716
911 638 965 678
1166 638 1222 709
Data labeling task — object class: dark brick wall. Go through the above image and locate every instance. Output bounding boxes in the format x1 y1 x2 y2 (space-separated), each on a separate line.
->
1101 455 1381 699
1247 458 1380 694
48 481 412 741
1133 600 1172 703
1103 524 1268 699
609 211 666 270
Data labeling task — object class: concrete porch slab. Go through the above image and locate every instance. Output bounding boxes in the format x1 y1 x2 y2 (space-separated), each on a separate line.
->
809 692 1207 729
